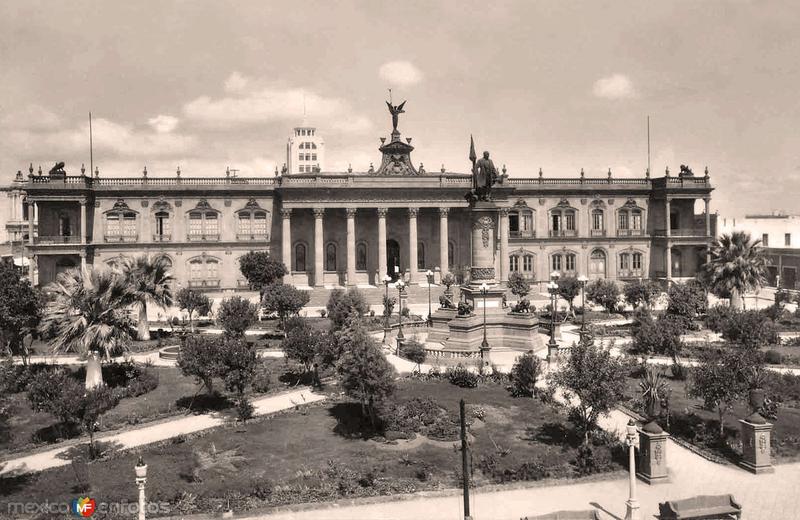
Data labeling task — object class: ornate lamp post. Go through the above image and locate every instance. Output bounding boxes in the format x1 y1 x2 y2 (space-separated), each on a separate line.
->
625 419 641 520
396 279 406 355
547 271 560 364
134 456 148 520
480 282 489 356
382 274 392 343
426 269 434 326
577 274 589 341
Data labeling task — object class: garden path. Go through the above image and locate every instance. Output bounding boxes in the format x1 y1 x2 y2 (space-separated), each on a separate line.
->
13 349 285 367
0 387 325 477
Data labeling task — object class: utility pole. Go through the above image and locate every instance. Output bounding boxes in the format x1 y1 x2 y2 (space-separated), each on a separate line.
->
460 399 472 520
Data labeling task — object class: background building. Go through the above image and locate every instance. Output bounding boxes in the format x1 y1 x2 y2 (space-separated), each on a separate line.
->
286 125 325 174
718 212 800 288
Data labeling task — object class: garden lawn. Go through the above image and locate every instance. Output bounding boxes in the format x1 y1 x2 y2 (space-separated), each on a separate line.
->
0 379 623 519
622 370 800 462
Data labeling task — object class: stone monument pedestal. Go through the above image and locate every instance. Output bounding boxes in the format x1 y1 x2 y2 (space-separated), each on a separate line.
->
739 412 774 474
636 420 670 484
427 307 457 343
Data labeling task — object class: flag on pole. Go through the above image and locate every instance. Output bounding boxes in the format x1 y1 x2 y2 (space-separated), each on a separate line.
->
469 134 477 164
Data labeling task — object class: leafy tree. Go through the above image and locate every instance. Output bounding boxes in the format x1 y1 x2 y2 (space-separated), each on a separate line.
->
703 231 768 310
176 288 212 332
623 279 662 310
720 309 778 350
281 316 318 374
326 288 369 329
0 260 42 364
40 268 136 388
509 352 542 397
507 272 531 299
551 340 627 444
666 280 707 328
220 337 259 421
337 321 397 427
238 251 288 295
177 335 221 395
690 351 746 437
122 255 173 341
400 340 427 372
632 314 685 365
218 296 259 337
261 282 310 330
77 385 120 458
556 276 582 316
585 279 621 315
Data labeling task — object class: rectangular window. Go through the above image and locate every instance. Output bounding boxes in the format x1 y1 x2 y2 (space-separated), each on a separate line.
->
631 211 642 230
253 212 267 236
207 260 219 280
565 212 575 231
205 213 218 236
522 213 533 233
122 213 137 237
618 212 629 230
510 256 519 272
551 213 561 231
311 154 317 161
298 153 304 161
190 261 203 280
106 214 120 236
786 233 791 247
237 213 251 235
552 254 562 272
632 253 642 270
762 233 769 247
189 213 202 235
592 211 603 230
619 253 630 270
565 254 576 272
523 255 533 272
509 214 520 233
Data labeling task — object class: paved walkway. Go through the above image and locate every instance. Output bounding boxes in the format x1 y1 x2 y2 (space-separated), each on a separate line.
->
0 387 325 477
14 348 285 367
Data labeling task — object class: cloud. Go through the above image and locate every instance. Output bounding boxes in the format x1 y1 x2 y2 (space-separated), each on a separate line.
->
378 61 423 87
148 114 179 133
1 104 62 131
592 74 635 99
183 76 373 133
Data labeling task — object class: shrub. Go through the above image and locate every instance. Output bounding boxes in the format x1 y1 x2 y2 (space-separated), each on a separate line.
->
251 361 272 394
236 397 255 423
706 304 735 333
666 281 707 323
262 283 311 330
509 352 542 397
125 369 159 397
585 279 621 315
400 340 427 368
446 364 479 388
671 363 687 380
401 306 410 318
721 310 778 349
327 288 370 329
177 335 222 394
218 296 259 337
765 350 784 365
507 272 530 298
27 369 84 426
557 276 582 314
238 251 288 295
281 317 319 374
623 279 662 310
632 314 685 363
572 444 614 477
176 288 212 332
220 338 259 397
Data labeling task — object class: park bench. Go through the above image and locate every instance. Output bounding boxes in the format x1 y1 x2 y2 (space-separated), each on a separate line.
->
658 494 742 519
521 510 600 520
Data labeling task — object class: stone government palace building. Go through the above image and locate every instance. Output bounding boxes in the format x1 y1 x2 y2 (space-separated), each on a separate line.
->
3 104 716 294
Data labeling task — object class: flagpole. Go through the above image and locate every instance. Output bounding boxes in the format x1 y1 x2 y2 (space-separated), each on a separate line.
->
89 112 94 177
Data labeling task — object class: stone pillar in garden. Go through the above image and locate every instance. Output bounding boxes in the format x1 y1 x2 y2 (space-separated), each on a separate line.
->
636 420 670 484
739 412 774 474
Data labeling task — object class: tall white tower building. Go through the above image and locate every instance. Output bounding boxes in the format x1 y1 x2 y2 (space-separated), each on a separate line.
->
286 125 325 174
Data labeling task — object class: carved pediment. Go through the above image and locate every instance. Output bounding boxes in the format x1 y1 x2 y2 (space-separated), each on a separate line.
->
152 198 172 212
622 197 640 209
112 199 130 211
555 198 572 208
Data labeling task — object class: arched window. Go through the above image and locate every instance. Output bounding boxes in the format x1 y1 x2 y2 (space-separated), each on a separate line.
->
105 209 137 242
509 255 519 272
509 208 535 238
417 242 425 270
591 209 605 236
188 202 219 241
551 254 562 272
356 243 367 271
237 210 268 239
188 256 221 287
154 211 170 241
620 251 645 277
325 243 337 271
295 243 307 272
617 201 645 236
549 201 577 237
448 241 455 267
589 249 606 278
552 252 577 275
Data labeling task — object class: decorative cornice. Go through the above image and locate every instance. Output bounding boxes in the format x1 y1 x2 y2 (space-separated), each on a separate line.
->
244 198 261 210
313 208 325 218
112 198 130 211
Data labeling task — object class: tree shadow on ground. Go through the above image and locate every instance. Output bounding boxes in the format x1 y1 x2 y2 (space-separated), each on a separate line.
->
523 422 582 450
31 422 81 446
328 402 380 440
56 439 124 462
175 392 233 413
0 469 36 496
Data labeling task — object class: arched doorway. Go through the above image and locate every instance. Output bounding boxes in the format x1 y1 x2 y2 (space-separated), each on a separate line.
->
589 249 607 279
671 249 683 277
387 239 401 280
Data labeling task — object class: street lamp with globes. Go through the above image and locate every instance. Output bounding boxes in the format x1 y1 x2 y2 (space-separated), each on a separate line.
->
547 271 560 364
426 269 434 326
624 419 641 520
480 282 489 354
382 274 393 343
577 274 589 341
396 279 406 354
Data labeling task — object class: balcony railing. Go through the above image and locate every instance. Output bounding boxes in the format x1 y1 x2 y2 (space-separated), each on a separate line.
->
34 235 82 245
590 229 606 237
509 230 536 239
236 279 252 288
187 234 220 242
188 279 221 289
236 233 269 241
652 228 707 237
617 269 645 278
104 235 139 243
152 234 171 242
548 229 578 238
616 229 645 237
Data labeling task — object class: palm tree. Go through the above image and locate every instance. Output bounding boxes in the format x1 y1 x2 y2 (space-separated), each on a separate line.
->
123 255 174 341
40 267 136 388
704 231 768 310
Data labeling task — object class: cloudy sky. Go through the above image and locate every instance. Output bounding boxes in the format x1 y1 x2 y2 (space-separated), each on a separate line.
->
1 0 799 217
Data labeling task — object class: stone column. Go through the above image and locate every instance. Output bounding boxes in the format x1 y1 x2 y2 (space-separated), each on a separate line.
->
499 208 509 283
637 421 669 484
346 208 357 286
313 208 324 287
408 208 418 284
665 198 671 237
704 198 711 236
439 208 449 276
28 201 36 245
80 252 87 270
80 199 87 245
281 208 292 272
377 208 388 282
666 244 672 281
739 412 774 474
471 210 496 284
